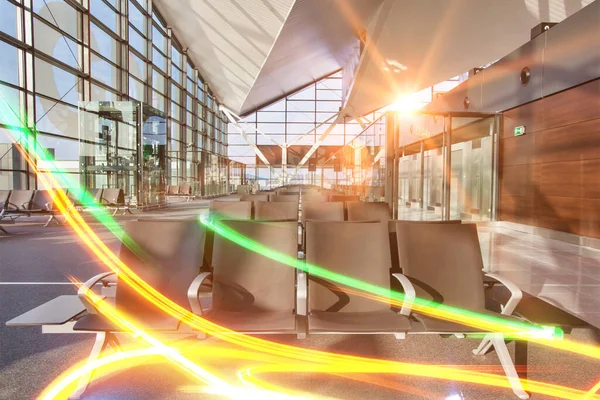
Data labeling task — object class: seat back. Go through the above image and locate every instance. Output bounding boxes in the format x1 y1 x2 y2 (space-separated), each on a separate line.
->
395 223 486 311
388 219 462 273
116 220 206 315
269 194 299 203
179 184 192 196
305 221 392 313
167 185 180 195
330 195 360 202
102 188 125 205
240 194 269 202
209 201 252 219
302 193 328 203
0 190 10 209
31 190 54 212
347 201 390 222
211 220 297 313
7 190 34 211
302 202 344 224
91 188 103 203
254 201 298 221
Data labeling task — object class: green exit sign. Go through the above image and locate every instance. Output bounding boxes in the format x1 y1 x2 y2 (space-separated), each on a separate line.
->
514 126 526 136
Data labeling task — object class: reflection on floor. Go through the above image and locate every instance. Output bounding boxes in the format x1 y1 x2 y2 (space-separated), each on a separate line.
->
397 205 600 329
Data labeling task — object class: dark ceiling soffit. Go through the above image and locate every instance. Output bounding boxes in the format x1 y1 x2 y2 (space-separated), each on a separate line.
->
239 68 343 117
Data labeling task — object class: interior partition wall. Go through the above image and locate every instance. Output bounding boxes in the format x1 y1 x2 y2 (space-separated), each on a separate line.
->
0 0 233 198
396 112 499 221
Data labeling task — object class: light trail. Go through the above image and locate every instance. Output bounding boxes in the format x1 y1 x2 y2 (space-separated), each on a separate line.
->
1 96 598 400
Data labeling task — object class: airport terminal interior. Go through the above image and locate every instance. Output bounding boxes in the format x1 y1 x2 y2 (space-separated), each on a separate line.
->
1 0 600 399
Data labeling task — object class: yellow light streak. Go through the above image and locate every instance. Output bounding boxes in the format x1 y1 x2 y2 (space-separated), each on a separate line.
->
2 125 598 400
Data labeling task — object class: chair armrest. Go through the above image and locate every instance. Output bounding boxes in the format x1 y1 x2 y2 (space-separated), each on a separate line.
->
484 273 523 316
6 201 20 211
77 272 117 314
44 202 53 212
187 272 212 316
392 273 416 316
297 271 308 316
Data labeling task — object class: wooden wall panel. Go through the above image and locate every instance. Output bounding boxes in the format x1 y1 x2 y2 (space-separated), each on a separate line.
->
499 78 600 239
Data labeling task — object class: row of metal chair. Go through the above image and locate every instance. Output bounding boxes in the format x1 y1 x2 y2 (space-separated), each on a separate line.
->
0 188 131 233
239 193 361 203
166 184 193 201
7 218 530 399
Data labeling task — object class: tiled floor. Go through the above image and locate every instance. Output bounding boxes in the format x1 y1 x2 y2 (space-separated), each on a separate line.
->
479 225 600 329
396 205 600 329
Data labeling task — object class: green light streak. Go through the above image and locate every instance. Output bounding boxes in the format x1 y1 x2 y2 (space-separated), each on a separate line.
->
0 90 562 341
200 215 562 340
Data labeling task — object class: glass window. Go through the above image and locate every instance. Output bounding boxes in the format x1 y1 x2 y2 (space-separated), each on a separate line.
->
152 25 167 54
0 41 20 86
129 26 146 56
0 84 22 126
128 75 144 100
33 0 80 39
35 58 79 105
152 47 167 72
152 11 166 28
151 90 165 112
91 23 119 63
91 54 119 87
0 1 18 38
172 47 182 68
171 84 181 103
152 69 166 95
91 0 119 33
129 51 146 80
171 121 180 141
35 97 79 139
172 66 182 85
128 1 146 33
34 19 81 69
171 102 181 121
91 83 118 101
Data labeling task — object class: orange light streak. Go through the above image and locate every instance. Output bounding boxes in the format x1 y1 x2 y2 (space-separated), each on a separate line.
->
2 123 598 400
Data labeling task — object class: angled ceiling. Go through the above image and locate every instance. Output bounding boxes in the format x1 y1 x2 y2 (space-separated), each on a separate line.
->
239 0 384 115
153 0 382 115
153 0 295 114
343 0 597 118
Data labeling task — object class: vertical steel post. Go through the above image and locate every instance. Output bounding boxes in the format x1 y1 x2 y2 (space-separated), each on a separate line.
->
443 115 453 220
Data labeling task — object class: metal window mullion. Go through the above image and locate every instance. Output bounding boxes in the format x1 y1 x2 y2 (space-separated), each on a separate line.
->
81 0 91 101
20 0 35 188
145 0 153 104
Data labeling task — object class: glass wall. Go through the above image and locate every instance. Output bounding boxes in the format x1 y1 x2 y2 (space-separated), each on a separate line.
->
0 0 233 198
228 71 386 189
397 114 498 221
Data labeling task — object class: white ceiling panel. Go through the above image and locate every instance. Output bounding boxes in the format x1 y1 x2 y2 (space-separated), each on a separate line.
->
153 0 295 113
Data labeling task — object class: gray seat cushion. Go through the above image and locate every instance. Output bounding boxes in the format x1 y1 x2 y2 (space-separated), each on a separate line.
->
412 310 523 333
73 313 181 332
205 311 296 332
309 310 411 333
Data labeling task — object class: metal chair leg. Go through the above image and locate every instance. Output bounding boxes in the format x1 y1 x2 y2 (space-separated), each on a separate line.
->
69 332 116 399
0 225 8 234
491 334 529 399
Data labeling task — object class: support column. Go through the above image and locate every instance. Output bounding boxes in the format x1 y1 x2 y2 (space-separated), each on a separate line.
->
385 111 397 213
443 116 452 220
419 140 424 209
